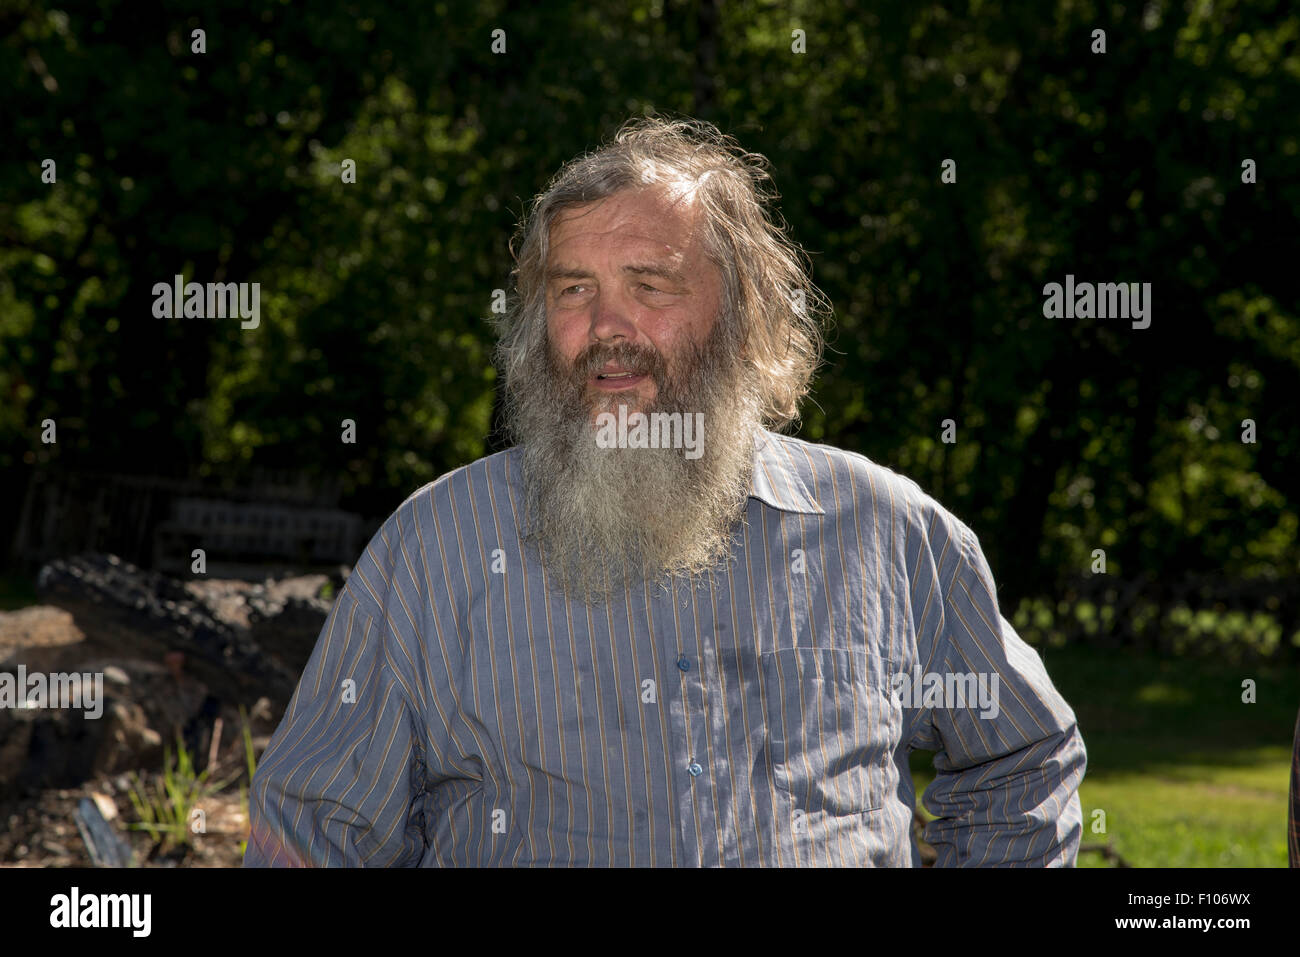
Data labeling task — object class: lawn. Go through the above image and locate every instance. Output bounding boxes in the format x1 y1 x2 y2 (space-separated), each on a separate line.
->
910 643 1297 867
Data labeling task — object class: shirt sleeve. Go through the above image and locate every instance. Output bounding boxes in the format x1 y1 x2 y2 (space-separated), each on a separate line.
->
243 576 429 867
909 522 1087 867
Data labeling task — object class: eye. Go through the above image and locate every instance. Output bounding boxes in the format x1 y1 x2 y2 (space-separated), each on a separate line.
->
639 282 660 293
560 284 585 296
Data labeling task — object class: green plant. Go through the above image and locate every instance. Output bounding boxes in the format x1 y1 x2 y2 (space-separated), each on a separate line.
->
237 704 259 859
126 730 241 855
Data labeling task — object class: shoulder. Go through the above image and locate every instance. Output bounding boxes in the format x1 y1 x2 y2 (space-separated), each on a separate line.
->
768 431 977 558
766 431 927 503
346 447 519 615
388 445 519 530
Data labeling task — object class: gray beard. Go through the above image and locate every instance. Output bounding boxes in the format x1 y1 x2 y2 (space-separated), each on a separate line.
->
502 316 764 604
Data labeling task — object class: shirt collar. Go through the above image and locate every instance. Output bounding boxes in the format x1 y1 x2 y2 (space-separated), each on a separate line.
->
748 429 824 515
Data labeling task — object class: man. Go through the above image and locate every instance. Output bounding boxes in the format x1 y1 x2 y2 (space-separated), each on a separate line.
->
245 116 1086 867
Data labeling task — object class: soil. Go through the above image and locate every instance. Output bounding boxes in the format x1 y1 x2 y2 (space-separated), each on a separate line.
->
0 562 314 869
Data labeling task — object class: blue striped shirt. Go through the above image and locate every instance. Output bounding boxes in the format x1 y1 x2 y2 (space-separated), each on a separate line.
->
244 429 1086 867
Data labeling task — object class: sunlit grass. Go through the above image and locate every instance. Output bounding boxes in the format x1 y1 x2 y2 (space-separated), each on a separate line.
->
908 643 1296 867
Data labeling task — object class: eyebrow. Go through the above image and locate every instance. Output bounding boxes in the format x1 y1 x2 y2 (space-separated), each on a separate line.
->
545 262 687 285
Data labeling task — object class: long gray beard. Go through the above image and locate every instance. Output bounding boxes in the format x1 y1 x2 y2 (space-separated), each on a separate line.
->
502 318 763 604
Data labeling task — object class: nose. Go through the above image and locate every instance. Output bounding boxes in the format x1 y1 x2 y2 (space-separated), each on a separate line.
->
589 293 637 344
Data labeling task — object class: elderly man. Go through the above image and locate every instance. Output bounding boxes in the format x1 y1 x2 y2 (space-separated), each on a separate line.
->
245 116 1086 867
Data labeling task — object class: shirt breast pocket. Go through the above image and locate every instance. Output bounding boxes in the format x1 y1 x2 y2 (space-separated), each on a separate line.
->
760 646 897 816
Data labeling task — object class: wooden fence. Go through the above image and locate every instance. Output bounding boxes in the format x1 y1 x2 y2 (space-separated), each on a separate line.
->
8 470 368 578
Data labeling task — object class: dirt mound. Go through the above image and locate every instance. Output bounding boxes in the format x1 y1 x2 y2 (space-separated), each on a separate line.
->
0 553 339 868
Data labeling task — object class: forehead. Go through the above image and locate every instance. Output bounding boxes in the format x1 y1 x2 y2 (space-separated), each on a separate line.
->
547 187 705 262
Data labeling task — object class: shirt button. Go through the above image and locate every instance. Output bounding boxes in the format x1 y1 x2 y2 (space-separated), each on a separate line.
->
676 655 691 672
687 762 703 777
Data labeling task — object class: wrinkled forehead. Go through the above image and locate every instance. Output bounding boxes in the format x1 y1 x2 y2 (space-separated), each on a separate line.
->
547 184 706 259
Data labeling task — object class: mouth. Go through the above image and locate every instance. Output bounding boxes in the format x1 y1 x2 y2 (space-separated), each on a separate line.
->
591 369 649 391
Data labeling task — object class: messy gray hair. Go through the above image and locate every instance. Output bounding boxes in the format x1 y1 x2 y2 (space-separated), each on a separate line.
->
492 115 829 433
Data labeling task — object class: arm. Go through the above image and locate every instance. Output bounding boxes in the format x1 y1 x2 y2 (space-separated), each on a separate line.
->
243 582 428 867
910 524 1086 867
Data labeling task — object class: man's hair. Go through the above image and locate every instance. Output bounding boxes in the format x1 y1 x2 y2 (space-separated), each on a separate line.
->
493 115 830 432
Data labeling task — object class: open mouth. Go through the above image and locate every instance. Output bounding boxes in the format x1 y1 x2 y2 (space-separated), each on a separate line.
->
592 370 648 390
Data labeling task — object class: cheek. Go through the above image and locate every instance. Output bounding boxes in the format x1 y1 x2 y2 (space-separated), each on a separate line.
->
675 299 721 345
546 310 584 358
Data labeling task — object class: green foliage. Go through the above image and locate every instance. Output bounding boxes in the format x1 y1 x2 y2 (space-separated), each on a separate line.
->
1012 596 1300 660
125 731 239 855
237 703 258 859
2 1 1296 601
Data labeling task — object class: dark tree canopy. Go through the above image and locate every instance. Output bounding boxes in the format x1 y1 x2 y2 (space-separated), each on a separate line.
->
2 0 1296 614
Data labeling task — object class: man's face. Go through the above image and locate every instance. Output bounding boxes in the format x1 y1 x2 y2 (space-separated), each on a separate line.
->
543 186 724 415
506 180 764 603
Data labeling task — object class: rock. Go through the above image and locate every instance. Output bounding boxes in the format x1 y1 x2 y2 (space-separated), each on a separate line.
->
94 701 164 778
75 796 133 868
37 555 255 671
0 606 84 670
35 553 313 699
0 554 346 806
0 715 33 790
0 687 165 797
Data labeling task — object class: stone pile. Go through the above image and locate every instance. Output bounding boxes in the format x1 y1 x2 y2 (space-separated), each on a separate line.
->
0 553 339 800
